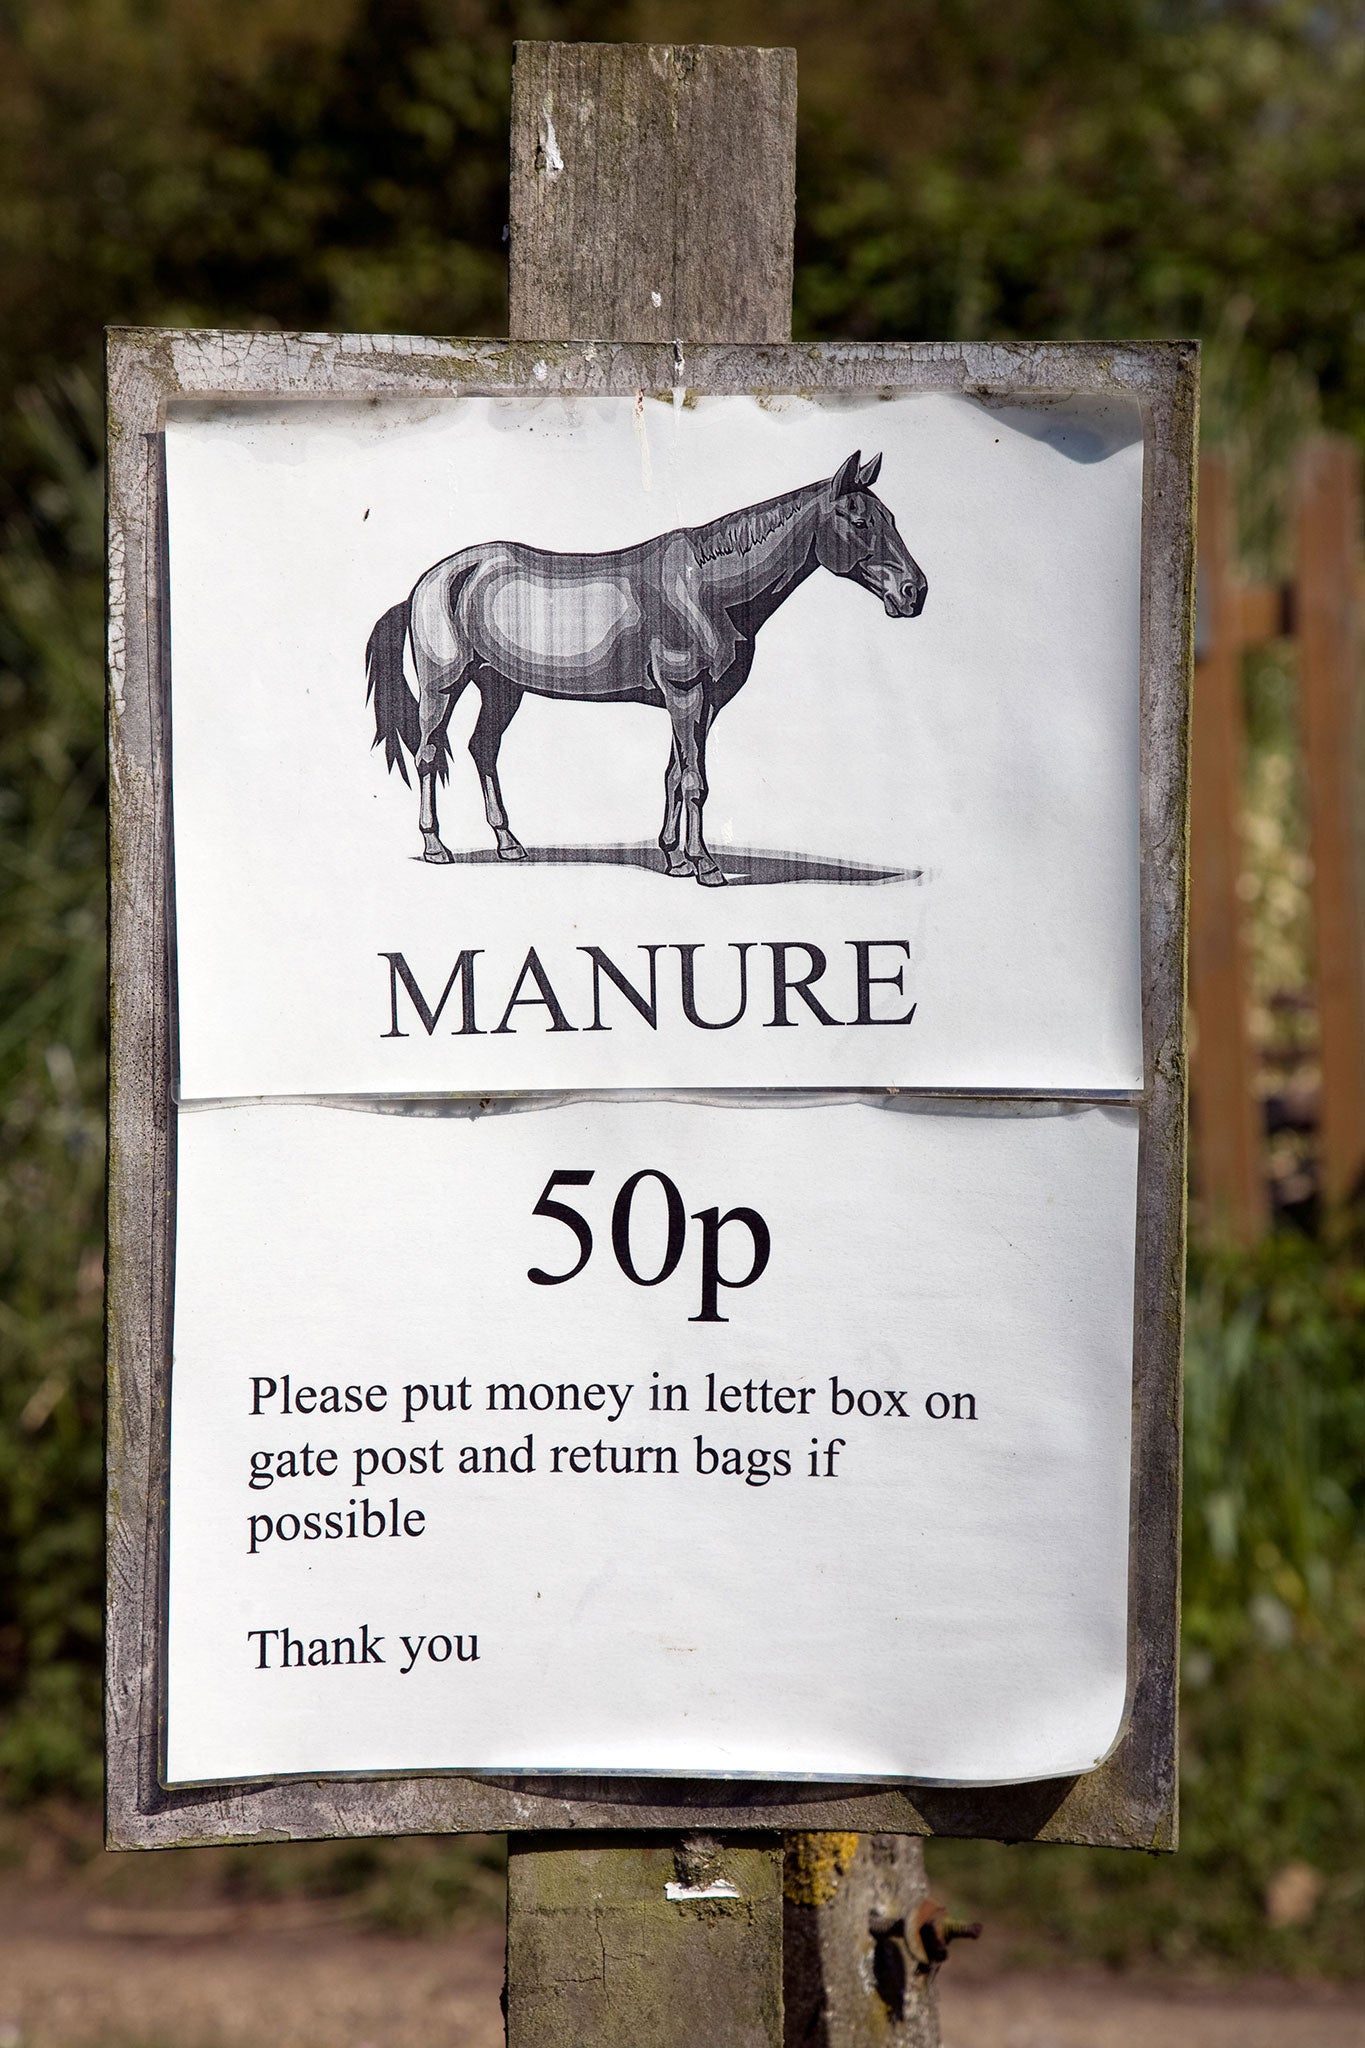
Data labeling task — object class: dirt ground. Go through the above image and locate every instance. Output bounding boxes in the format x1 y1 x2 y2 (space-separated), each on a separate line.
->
3 1883 1365 2048
941 1955 1365 2048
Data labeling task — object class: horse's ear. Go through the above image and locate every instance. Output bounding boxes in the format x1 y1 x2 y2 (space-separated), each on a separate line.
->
830 450 862 498
857 451 882 488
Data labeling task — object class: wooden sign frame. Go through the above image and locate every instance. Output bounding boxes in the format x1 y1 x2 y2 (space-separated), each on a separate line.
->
106 327 1195 1853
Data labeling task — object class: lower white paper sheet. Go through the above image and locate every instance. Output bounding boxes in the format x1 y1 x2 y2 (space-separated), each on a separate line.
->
165 1095 1138 1786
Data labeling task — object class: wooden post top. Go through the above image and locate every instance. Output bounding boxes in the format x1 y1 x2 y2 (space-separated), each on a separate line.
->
509 41 796 344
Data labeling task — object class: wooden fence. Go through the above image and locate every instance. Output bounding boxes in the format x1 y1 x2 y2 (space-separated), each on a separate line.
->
1190 435 1365 1238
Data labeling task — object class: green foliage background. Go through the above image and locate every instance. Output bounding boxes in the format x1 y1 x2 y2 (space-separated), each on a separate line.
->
1 0 1364 1972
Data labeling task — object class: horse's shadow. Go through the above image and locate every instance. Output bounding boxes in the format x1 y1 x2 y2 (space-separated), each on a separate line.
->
411 841 920 887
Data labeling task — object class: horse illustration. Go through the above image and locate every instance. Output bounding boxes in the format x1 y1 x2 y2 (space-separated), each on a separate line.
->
365 448 926 883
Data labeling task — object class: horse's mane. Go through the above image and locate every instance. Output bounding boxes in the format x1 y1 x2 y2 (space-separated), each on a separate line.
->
688 483 816 565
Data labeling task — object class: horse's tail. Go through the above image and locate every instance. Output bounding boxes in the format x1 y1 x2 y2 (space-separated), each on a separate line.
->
365 598 419 787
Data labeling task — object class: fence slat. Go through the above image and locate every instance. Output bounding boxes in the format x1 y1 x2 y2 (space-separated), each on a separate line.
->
1236 582 1287 645
1189 455 1267 1239
1296 436 1365 1208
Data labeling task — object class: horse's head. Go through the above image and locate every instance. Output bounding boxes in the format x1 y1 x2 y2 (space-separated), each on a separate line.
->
814 451 927 619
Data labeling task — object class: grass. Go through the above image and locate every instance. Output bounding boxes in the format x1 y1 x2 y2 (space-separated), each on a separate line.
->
932 1568 1365 1976
934 1230 1365 1977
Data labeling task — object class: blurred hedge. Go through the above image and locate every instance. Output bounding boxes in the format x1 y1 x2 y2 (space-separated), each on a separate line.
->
0 375 106 1798
2 1 1365 436
935 1231 1365 1976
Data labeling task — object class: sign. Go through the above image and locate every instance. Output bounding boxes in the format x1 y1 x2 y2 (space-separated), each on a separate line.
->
170 1095 1137 1784
164 389 1142 1097
107 333 1193 1847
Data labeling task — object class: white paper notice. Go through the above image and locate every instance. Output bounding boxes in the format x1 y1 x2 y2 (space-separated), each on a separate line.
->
165 1095 1138 1786
164 390 1143 1099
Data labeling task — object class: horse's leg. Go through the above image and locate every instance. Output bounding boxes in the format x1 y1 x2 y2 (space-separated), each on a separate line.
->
468 677 527 860
688 702 725 887
659 735 690 875
415 668 468 864
665 683 724 886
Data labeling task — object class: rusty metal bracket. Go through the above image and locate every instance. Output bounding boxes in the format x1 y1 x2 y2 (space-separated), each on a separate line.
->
869 1897 984 1978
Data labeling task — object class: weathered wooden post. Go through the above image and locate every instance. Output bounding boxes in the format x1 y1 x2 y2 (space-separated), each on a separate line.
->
1295 435 1365 1208
503 42 937 2046
783 1832 948 2047
1189 453 1267 1240
504 43 793 2046
508 42 796 346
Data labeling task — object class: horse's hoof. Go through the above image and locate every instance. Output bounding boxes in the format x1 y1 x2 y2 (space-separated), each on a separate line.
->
497 842 528 862
422 845 455 865
696 864 727 887
664 858 695 879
